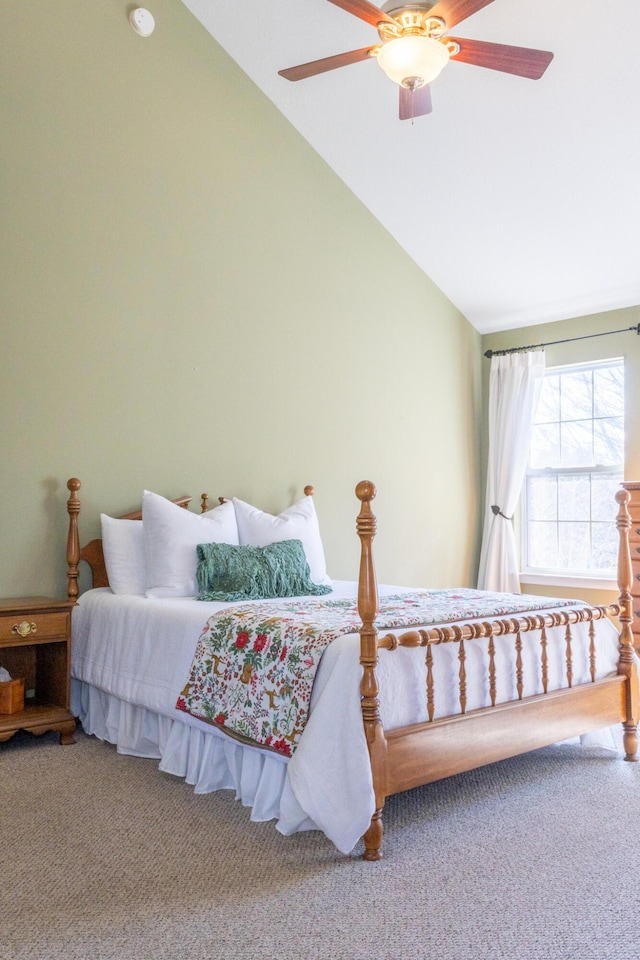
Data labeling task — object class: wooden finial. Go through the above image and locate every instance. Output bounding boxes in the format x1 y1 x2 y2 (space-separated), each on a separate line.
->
304 485 315 497
356 480 376 504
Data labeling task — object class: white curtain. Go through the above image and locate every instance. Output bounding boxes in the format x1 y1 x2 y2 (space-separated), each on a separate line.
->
477 349 546 593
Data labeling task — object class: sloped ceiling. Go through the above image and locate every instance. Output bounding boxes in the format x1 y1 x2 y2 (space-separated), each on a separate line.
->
181 0 640 334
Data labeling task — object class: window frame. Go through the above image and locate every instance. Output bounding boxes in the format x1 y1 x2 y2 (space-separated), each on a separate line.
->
520 356 624 586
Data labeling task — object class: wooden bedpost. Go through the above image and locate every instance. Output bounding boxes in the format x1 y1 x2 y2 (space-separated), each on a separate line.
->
66 478 82 602
615 487 639 761
356 481 388 861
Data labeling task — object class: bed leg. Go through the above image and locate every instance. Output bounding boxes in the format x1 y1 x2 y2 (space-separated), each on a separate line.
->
622 722 638 762
363 809 384 861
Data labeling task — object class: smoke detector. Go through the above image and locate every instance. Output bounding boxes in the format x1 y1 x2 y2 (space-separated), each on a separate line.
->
129 8 155 37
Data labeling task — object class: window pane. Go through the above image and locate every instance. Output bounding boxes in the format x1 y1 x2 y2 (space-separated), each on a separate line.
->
591 474 622 522
558 521 590 569
530 423 560 469
591 522 618 572
594 366 624 418
524 359 624 575
535 375 560 424
558 475 590 521
560 370 593 421
560 420 593 467
528 521 558 568
593 416 624 466
528 476 557 520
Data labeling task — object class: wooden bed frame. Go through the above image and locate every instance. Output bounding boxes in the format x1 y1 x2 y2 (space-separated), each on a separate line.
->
65 478 639 861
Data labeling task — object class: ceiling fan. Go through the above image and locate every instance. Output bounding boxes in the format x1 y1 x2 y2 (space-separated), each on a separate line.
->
278 0 554 120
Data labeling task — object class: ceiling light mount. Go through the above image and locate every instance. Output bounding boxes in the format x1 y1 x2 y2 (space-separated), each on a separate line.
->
380 1 439 15
378 13 446 42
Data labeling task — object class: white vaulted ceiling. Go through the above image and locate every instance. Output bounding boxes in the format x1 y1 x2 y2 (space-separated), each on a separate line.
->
181 0 640 334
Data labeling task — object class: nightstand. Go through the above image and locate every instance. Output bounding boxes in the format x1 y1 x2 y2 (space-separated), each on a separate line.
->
0 597 76 745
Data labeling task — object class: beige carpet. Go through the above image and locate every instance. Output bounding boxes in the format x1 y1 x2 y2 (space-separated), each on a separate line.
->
2 727 640 960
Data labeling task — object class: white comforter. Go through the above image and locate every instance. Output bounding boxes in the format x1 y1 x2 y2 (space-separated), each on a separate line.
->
71 582 622 853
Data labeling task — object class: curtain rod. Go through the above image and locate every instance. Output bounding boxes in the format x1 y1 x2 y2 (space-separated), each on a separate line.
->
484 322 640 358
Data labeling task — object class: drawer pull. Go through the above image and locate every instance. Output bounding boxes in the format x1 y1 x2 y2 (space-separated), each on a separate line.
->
11 621 37 638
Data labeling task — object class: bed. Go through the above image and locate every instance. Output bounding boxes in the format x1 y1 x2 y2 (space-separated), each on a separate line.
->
65 477 639 860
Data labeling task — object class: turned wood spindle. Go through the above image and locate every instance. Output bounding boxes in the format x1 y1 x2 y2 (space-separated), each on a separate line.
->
66 478 82 602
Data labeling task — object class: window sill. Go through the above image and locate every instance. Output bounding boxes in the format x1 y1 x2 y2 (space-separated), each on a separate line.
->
520 572 618 592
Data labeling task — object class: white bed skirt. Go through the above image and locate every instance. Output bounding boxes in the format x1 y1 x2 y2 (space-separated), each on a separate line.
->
71 679 305 828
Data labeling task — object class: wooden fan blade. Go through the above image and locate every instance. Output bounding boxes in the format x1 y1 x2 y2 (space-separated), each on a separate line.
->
279 46 377 81
399 84 433 121
327 0 396 27
449 38 554 79
427 0 496 29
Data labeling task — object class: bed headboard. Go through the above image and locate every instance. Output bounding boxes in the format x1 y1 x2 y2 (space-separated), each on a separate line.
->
65 479 317 601
65 478 207 600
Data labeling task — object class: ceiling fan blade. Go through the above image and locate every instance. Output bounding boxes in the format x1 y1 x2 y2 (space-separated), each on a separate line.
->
399 84 433 121
426 0 496 29
279 46 377 81
449 38 554 79
326 0 397 27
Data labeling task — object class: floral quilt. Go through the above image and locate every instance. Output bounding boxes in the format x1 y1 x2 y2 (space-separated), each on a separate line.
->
176 588 584 757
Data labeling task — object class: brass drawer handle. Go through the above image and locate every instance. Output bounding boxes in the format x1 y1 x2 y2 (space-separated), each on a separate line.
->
11 621 37 638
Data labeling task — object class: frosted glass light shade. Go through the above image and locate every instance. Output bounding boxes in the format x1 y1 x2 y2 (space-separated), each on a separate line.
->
377 36 450 87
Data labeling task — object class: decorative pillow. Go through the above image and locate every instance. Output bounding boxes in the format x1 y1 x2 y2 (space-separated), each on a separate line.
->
142 491 239 598
232 495 331 586
100 515 147 595
196 539 333 602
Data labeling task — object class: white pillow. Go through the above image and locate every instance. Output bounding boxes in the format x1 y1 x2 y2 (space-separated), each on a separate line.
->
100 515 147 595
232 495 331 587
142 491 239 598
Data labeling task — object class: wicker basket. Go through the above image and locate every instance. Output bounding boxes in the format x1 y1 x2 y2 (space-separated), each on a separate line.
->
0 678 25 714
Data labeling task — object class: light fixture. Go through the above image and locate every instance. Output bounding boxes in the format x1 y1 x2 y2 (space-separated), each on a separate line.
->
376 35 450 89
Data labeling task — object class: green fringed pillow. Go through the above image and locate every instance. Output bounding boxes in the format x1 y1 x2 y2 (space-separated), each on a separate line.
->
196 538 333 602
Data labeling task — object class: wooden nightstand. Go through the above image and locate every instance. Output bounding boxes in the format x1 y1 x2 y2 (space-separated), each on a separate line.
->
0 597 76 745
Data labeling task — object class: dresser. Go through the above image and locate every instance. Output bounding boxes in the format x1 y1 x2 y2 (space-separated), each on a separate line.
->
0 596 76 744
621 482 640 654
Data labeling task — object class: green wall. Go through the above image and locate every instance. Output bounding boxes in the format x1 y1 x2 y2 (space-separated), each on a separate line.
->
482 305 640 606
0 1 482 599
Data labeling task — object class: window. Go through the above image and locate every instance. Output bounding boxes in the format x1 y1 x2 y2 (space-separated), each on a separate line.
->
522 358 624 578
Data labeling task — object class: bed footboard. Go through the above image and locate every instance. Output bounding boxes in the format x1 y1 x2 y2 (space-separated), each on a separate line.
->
355 482 639 862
